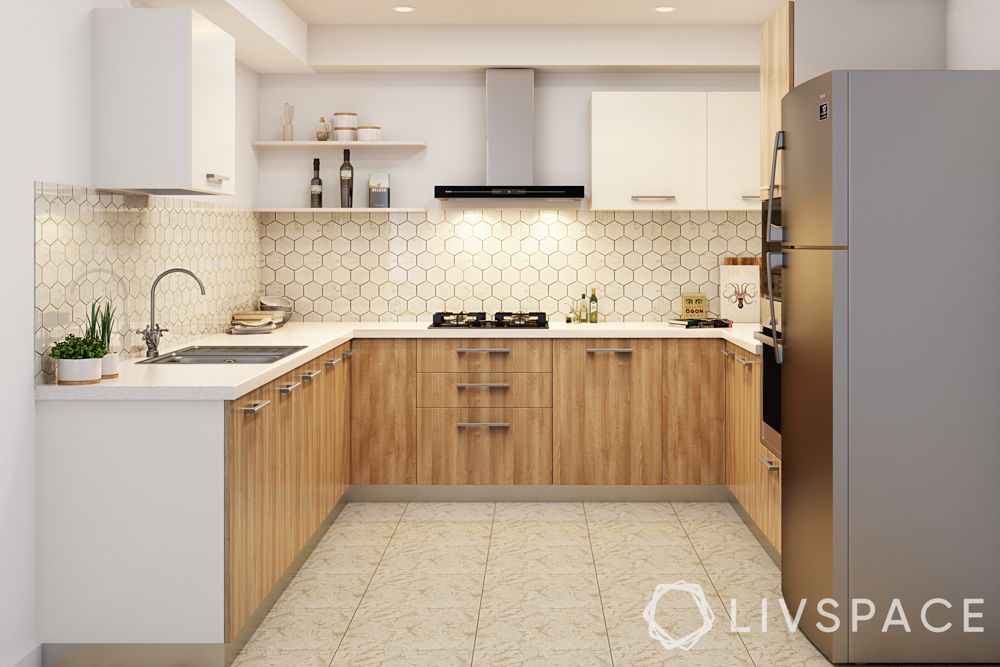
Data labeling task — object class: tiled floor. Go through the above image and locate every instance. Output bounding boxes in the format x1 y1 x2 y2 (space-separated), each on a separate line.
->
235 501 830 667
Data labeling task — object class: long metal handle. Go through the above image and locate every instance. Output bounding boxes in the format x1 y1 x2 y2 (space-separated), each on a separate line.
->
302 369 322 380
758 456 780 472
205 173 230 184
736 357 755 367
721 348 735 358
279 381 301 395
587 347 633 354
457 422 511 429
456 383 511 389
631 195 676 201
765 250 785 365
765 130 785 243
325 357 342 368
455 348 510 354
241 400 271 415
742 194 761 200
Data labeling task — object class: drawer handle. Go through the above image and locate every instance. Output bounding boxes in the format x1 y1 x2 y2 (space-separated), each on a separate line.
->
736 357 755 367
325 357 342 368
455 348 511 354
742 194 761 200
302 369 323 380
279 381 301 395
587 348 633 354
721 349 735 358
457 422 511 429
456 383 511 389
205 173 230 184
631 195 676 200
342 349 353 359
758 456 780 472
241 400 270 415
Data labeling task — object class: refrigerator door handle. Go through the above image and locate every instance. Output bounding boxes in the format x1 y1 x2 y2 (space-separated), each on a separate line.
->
766 130 786 243
766 250 785 365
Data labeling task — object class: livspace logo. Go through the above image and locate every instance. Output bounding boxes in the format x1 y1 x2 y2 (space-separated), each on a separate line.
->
644 583 986 652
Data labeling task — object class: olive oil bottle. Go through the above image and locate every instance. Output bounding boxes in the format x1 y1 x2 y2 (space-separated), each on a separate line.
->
589 288 598 323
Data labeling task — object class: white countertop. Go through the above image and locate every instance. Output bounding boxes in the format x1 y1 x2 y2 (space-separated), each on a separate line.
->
35 321 762 401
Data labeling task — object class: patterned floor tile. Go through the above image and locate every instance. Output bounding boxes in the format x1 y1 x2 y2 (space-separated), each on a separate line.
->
401 502 495 522
363 571 484 609
331 649 472 666
482 571 601 609
318 522 399 547
389 520 493 546
243 607 354 652
338 606 478 653
493 502 586 522
378 542 489 575
611 649 756 665
335 502 408 524
487 543 595 575
584 502 677 523
489 520 591 546
297 544 386 577
603 601 744 653
472 649 613 666
474 604 610 651
232 650 335 667
272 573 371 611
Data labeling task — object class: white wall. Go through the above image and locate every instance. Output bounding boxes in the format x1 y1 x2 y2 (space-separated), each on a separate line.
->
256 71 757 209
946 0 1000 69
794 0 947 85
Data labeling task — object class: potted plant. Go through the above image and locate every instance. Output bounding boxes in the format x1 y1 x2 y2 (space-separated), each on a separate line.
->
97 301 119 378
50 334 108 385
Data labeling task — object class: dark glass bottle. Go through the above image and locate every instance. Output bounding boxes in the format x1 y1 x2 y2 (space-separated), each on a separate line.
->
309 158 322 208
339 149 354 208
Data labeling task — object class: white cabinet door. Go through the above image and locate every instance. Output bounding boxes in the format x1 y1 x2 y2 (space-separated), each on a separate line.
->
190 11 236 196
591 92 707 211
707 92 760 210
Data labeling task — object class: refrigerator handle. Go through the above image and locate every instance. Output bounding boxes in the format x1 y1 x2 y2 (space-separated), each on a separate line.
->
766 130 786 243
766 250 785 365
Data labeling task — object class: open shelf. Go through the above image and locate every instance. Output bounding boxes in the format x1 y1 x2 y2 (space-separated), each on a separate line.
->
253 207 426 214
252 140 426 149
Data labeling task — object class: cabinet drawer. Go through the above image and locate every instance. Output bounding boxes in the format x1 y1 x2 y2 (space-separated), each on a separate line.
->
416 408 552 484
417 339 551 373
417 373 552 408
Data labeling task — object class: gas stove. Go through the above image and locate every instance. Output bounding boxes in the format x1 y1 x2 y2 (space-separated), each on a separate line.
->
429 311 548 329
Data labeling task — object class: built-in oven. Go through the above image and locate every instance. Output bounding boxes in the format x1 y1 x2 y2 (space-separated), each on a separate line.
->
755 196 782 457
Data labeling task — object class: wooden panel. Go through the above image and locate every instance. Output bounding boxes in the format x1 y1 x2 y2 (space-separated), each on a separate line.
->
553 339 662 484
760 1 794 190
351 338 417 484
332 344 352 504
730 347 762 525
663 339 726 484
758 443 782 552
273 369 307 571
298 358 328 539
417 338 552 373
724 342 738 488
416 408 552 485
417 372 551 408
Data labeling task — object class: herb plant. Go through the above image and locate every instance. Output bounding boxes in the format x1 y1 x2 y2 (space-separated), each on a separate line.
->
49 335 108 360
97 301 116 350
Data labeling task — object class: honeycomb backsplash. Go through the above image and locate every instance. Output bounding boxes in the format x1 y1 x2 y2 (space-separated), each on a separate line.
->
259 209 762 322
33 183 259 383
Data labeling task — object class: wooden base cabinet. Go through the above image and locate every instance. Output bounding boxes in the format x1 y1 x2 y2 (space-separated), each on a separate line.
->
663 339 726 484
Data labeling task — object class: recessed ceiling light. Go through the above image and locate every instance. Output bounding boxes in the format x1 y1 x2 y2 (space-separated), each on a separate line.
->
394 5 415 12
654 6 675 12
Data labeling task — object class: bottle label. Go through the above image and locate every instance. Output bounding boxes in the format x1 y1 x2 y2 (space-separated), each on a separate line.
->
340 170 352 179
310 185 322 194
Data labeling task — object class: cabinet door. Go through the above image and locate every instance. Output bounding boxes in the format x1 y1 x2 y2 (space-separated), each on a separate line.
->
351 339 417 484
299 357 331 533
332 345 352 505
592 92 707 211
760 1 794 192
757 444 782 552
736 349 762 524
663 339 726 484
273 370 307 570
708 92 761 210
723 342 738 488
189 10 236 195
553 339 663 484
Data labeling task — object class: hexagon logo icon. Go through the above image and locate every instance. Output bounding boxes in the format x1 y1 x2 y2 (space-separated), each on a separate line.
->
643 581 716 651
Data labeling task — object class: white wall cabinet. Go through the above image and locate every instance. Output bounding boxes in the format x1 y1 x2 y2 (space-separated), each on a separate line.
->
707 92 761 210
591 91 759 211
93 9 236 196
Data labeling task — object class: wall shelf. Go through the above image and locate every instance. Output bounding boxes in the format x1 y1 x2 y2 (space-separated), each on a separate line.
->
253 207 426 214
252 141 426 149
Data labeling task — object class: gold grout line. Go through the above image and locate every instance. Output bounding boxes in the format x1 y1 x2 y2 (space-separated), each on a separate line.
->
583 503 617 667
469 502 497 667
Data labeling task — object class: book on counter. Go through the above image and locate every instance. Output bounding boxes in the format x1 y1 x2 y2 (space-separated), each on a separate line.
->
668 318 733 329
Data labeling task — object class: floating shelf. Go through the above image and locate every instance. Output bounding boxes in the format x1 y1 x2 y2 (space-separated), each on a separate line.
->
253 207 427 213
252 140 426 149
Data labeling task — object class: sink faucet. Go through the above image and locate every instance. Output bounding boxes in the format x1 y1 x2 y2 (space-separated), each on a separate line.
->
138 268 207 358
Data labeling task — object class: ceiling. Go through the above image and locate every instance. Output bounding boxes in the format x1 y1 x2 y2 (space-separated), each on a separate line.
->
284 0 789 25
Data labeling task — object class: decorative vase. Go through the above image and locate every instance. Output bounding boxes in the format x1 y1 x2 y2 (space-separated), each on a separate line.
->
101 352 120 379
57 358 103 385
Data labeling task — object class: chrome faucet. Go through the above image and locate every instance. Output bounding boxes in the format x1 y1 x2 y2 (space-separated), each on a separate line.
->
138 268 207 358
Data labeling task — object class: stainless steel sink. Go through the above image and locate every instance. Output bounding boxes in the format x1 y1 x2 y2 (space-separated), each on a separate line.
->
137 345 307 365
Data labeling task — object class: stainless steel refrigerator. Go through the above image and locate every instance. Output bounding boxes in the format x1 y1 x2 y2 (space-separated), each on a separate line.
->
769 70 1000 664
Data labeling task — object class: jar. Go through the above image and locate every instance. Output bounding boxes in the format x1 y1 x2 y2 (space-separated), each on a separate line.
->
332 112 358 129
332 127 357 141
315 116 331 141
357 125 382 141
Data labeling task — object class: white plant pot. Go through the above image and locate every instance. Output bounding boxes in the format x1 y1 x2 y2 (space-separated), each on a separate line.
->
56 358 103 385
101 352 120 379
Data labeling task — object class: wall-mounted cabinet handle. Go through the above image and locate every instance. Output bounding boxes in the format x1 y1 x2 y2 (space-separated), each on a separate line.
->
457 422 511 429
455 348 510 354
736 357 755 367
456 383 511 389
587 348 633 354
302 369 322 380
742 194 761 200
325 357 342 368
241 400 271 415
631 195 676 201
279 382 301 395
758 456 781 472
205 173 230 184
721 349 735 358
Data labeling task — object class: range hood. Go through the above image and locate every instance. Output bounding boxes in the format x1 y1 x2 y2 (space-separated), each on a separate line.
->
435 69 584 201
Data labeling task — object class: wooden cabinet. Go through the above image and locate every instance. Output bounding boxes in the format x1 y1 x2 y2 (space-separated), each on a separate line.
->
663 339 726 484
553 339 663 484
707 92 762 210
351 339 417 484
417 338 551 373
760 1 795 193
757 443 782 552
93 9 236 195
225 345 352 641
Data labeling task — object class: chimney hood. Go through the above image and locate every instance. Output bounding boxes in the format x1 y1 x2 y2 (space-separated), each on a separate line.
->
435 69 584 201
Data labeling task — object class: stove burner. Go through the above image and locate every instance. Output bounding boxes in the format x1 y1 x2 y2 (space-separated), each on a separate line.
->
429 311 548 329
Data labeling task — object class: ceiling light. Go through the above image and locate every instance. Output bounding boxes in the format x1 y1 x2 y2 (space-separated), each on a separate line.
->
394 5 415 12
654 6 675 12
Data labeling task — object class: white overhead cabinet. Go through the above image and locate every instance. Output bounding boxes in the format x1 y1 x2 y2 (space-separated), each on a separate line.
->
591 91 759 211
93 9 236 196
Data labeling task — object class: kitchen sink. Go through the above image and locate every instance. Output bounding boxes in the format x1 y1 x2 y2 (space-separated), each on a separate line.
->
136 345 307 365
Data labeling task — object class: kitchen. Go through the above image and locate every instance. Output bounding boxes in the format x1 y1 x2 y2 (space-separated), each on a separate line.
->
5 1 1000 666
